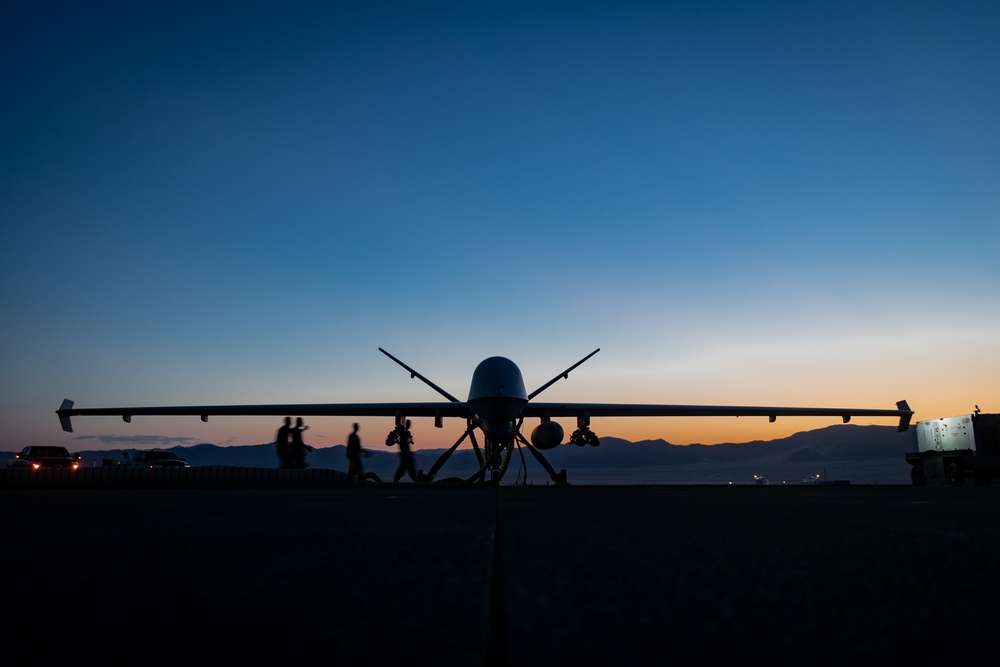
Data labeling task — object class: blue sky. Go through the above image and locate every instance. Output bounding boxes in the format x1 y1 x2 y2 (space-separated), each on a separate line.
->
2 1 998 453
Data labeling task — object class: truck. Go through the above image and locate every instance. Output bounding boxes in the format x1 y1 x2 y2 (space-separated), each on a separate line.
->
7 445 82 470
905 411 1000 486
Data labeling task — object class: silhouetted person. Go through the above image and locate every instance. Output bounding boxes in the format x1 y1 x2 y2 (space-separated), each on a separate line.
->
387 419 416 483
275 417 293 468
290 417 312 468
347 422 363 482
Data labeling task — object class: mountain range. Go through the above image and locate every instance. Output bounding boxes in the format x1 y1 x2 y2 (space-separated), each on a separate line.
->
4 424 918 485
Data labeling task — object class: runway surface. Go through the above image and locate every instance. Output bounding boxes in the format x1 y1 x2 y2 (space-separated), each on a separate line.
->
3 485 998 665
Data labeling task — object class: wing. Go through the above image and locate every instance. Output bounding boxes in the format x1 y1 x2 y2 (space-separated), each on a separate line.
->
56 399 471 432
58 398 913 432
524 400 914 431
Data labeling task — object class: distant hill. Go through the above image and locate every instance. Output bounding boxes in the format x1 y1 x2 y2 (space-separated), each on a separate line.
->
3 424 918 484
540 425 916 484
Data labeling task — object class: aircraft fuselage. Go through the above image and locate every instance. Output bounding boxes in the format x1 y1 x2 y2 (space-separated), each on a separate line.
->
467 356 528 445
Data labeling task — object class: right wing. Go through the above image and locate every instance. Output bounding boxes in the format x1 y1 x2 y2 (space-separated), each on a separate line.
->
56 399 471 433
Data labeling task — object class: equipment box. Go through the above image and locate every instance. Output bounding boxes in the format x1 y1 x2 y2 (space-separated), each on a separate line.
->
907 412 1000 486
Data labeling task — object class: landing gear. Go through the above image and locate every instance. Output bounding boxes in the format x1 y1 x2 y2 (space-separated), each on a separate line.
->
513 427 570 485
381 415 588 487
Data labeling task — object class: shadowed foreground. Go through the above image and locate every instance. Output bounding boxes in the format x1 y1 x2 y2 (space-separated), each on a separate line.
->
2 485 997 665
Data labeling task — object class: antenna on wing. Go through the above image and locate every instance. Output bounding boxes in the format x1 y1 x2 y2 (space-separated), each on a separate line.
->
528 348 601 400
378 348 460 402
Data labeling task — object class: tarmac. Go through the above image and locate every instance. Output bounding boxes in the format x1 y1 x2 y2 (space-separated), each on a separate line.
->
3 480 999 665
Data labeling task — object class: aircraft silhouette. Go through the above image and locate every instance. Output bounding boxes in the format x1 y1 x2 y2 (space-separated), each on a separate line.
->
57 348 913 485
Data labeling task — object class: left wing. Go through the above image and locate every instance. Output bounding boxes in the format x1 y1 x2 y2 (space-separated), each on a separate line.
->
524 400 914 431
56 399 471 433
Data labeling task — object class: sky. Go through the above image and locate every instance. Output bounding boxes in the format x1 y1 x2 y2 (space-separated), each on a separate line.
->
2 1 998 454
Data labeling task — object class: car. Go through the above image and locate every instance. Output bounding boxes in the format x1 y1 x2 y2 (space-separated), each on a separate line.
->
130 450 190 468
7 446 82 470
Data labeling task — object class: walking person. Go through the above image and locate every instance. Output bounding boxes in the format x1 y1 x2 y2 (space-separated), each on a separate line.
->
347 422 363 482
275 417 293 468
290 417 313 468
387 419 417 483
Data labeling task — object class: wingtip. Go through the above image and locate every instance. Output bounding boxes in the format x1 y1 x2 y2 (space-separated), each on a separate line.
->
57 399 75 433
896 399 913 432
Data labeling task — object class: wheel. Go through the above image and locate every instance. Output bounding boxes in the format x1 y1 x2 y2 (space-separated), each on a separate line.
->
974 473 992 487
910 465 927 487
946 462 965 487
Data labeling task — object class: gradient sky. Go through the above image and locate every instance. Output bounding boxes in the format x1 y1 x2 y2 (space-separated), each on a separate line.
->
2 1 998 454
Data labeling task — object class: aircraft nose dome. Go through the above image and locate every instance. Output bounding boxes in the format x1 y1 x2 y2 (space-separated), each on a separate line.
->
468 357 528 402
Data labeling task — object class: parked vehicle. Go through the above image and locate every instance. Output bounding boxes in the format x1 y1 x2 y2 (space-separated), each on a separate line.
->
128 450 190 468
7 446 81 470
905 410 1000 486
